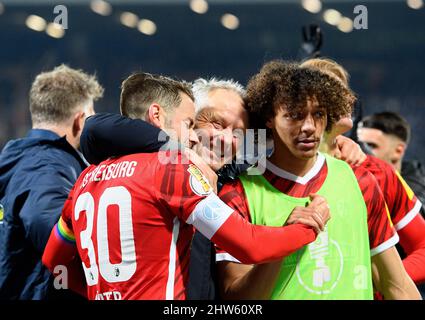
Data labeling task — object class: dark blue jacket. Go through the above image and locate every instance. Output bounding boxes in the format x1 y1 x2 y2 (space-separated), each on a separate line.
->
81 113 169 165
0 129 87 300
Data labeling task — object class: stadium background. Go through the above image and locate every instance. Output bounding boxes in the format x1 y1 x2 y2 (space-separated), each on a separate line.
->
0 0 424 161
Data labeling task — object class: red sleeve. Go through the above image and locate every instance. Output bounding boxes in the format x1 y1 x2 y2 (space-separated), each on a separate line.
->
153 154 212 222
42 226 87 298
362 156 421 231
42 185 87 298
399 213 425 284
360 157 425 283
61 188 75 231
213 179 317 264
215 180 251 261
154 156 317 264
352 165 398 256
391 171 422 229
219 180 251 222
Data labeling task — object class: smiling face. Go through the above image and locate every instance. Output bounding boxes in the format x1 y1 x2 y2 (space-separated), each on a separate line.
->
267 96 327 160
194 88 248 171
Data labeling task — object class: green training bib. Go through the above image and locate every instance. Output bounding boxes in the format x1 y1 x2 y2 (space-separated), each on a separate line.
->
240 154 373 300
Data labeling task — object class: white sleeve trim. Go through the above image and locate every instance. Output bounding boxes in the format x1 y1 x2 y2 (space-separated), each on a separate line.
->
370 233 400 257
186 193 234 240
216 253 241 264
394 200 422 231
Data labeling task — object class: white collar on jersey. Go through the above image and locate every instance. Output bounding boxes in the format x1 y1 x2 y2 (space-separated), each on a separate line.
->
265 152 326 185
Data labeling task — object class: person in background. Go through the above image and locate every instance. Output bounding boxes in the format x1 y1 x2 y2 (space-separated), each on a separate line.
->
358 111 425 217
357 111 425 296
0 65 103 300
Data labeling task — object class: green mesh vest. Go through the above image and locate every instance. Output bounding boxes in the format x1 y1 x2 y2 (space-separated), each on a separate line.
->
239 154 373 300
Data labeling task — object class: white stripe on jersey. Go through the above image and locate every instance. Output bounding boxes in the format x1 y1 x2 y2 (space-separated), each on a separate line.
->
216 253 241 264
166 217 180 300
370 232 400 257
394 200 422 231
186 193 234 240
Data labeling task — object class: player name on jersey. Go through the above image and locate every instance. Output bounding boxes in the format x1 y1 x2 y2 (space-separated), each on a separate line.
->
82 160 137 188
95 290 122 300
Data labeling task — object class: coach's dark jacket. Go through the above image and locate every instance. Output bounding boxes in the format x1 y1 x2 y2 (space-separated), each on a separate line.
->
0 129 87 300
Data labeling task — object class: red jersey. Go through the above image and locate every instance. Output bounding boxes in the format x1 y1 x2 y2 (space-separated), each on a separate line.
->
61 152 215 300
361 155 425 284
217 153 398 262
361 155 422 231
58 151 320 300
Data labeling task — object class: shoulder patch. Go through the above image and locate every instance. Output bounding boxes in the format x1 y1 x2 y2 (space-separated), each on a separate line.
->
188 164 212 196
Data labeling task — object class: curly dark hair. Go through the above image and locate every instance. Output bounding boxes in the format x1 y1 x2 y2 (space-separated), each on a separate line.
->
245 60 356 132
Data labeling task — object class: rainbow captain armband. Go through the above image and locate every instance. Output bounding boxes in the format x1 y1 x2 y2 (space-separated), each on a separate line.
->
55 217 76 244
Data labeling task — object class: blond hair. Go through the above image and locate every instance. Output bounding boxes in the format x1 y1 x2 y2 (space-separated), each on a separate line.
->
29 64 104 126
301 58 349 86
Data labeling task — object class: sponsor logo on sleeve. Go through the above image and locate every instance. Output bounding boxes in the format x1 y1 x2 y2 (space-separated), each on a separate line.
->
203 201 222 220
187 164 212 196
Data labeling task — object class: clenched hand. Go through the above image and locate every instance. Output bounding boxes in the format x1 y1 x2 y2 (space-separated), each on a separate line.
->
286 194 331 234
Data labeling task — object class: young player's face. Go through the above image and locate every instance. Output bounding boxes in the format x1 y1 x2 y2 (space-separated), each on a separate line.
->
268 96 327 160
194 89 248 171
165 93 198 148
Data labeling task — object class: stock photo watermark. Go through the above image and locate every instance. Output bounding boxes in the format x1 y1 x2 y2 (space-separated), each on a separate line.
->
353 5 368 30
53 5 68 29
50 3 369 32
156 128 269 175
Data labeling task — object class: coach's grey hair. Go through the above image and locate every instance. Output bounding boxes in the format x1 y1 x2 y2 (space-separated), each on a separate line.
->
192 77 246 112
